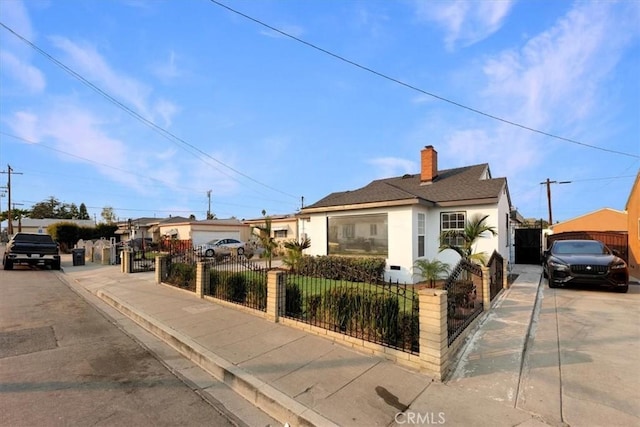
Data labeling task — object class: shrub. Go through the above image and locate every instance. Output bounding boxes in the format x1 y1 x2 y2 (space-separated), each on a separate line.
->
246 277 266 310
285 281 303 317
226 273 247 303
296 255 386 282
167 262 196 290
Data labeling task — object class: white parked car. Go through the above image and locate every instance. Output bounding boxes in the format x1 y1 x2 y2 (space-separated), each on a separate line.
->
195 238 248 257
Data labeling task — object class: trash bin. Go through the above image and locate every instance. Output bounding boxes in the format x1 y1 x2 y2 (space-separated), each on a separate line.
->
72 248 85 266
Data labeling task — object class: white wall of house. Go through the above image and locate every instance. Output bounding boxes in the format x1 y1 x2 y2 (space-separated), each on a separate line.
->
300 195 511 284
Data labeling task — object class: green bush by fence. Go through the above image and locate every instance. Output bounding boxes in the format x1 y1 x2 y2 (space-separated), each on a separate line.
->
296 255 386 282
166 262 196 291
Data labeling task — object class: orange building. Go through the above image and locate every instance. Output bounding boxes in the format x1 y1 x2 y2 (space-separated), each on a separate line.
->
626 172 640 281
550 208 627 233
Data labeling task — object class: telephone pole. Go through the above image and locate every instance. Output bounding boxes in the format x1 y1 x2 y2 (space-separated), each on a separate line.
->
540 178 571 226
206 189 212 220
1 165 23 235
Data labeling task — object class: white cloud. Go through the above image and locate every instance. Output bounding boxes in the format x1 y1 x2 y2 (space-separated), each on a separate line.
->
0 50 46 93
414 0 515 50
49 36 178 127
367 157 416 179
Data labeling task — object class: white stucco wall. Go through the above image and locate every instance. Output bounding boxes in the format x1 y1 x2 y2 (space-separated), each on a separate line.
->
300 193 511 284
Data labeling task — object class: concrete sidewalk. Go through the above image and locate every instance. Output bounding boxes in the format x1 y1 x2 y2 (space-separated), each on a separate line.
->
58 257 550 427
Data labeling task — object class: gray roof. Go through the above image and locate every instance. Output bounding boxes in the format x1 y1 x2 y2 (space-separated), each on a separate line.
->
303 164 508 211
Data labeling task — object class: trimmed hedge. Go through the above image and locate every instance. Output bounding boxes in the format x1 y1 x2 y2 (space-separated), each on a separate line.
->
296 255 386 282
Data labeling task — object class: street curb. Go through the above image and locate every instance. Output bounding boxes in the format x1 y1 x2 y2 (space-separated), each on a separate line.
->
95 290 338 427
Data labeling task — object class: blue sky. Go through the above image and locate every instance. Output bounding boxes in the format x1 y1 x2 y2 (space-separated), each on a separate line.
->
1 0 638 224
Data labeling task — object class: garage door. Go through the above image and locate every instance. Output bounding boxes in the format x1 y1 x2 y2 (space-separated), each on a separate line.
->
191 231 241 246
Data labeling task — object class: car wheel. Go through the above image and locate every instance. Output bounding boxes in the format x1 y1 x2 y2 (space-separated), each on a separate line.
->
615 285 629 293
3 257 13 270
205 249 214 257
237 247 245 256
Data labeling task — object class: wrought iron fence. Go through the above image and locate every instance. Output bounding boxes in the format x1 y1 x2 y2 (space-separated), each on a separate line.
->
445 258 484 345
205 256 268 311
130 246 156 273
487 251 504 301
282 268 419 354
163 239 196 291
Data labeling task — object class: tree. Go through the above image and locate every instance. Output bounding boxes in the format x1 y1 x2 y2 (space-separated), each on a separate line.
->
78 203 90 220
252 211 277 269
413 258 451 287
439 214 497 265
100 206 117 224
30 196 61 218
282 236 311 272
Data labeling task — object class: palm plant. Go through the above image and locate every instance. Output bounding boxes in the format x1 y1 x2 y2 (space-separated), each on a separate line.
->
252 211 277 269
413 258 451 288
439 214 497 265
282 236 311 272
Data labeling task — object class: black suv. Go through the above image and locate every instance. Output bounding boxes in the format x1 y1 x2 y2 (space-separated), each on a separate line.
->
543 239 628 293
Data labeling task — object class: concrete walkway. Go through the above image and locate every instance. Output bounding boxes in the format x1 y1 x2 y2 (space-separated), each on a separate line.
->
58 258 550 427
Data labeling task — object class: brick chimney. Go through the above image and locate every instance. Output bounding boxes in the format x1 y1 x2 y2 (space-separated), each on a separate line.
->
420 145 438 183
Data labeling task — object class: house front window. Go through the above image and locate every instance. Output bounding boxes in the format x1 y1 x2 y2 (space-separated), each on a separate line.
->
328 213 388 256
274 229 288 238
417 213 426 258
441 211 466 247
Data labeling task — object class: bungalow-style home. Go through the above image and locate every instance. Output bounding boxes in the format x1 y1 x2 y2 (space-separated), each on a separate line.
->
550 208 627 233
157 218 252 246
298 146 513 283
244 214 299 252
9 218 96 235
115 217 174 242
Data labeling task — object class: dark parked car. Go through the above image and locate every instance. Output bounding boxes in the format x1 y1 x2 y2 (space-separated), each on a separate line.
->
543 239 628 293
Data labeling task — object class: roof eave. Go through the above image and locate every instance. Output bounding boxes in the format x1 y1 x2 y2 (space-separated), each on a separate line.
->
301 198 433 214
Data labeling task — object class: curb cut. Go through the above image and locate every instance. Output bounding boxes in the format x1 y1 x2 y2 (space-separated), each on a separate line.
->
96 290 338 427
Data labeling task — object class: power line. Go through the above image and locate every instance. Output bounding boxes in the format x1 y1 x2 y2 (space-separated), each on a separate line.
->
0 21 300 199
207 0 639 160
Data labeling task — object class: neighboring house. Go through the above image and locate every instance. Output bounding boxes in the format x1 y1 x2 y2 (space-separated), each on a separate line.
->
9 218 96 235
626 172 640 281
115 217 172 242
157 218 252 246
550 208 627 233
244 214 300 249
299 146 513 283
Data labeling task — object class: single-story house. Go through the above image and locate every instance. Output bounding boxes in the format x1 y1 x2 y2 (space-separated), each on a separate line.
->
550 208 627 233
244 214 299 250
115 217 175 242
8 218 96 235
298 146 513 283
157 218 252 246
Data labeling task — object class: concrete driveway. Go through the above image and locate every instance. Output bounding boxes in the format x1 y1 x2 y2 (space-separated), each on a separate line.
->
518 281 640 426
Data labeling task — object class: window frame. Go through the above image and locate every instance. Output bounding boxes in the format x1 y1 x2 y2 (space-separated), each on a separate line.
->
441 211 466 247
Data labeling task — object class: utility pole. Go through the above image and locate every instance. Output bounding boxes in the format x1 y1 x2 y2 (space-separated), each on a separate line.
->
207 189 212 220
540 178 571 226
1 165 23 235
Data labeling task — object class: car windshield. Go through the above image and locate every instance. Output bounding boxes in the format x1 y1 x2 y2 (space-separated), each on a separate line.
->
552 241 606 255
205 239 220 245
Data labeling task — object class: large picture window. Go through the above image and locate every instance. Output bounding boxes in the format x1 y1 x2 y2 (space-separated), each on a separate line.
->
328 214 388 256
441 211 466 247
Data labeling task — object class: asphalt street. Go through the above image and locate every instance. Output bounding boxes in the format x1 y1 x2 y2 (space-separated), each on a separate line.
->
0 264 266 426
